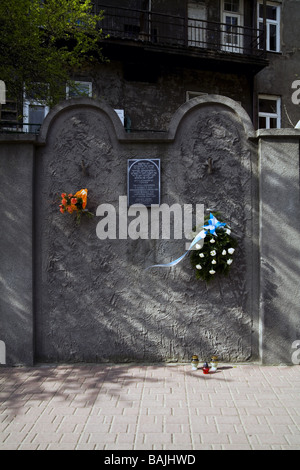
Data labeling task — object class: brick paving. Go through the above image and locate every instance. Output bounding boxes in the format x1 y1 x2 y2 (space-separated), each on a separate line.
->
0 363 300 450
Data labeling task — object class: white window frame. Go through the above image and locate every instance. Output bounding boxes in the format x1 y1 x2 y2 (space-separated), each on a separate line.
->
221 0 244 53
114 109 125 125
66 81 92 99
187 2 207 48
23 85 49 133
257 2 281 52
258 94 281 129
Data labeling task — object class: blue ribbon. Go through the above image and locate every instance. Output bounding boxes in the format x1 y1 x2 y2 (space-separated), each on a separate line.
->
202 213 226 236
146 213 226 270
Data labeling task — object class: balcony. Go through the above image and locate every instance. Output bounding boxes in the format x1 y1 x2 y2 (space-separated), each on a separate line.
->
97 4 267 72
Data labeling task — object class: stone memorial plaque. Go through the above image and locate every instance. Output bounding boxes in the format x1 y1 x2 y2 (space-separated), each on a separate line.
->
128 159 160 206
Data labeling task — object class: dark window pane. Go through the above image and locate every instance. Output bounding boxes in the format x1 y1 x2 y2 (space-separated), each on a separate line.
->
226 16 238 26
25 84 48 101
259 98 277 114
270 117 278 128
28 105 45 132
269 24 277 51
224 0 239 12
266 6 277 20
259 5 278 20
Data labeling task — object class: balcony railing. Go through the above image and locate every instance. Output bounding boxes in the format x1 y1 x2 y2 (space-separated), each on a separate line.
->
97 4 265 58
0 121 42 134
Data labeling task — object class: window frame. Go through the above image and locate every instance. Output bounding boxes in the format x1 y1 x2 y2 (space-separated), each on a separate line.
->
223 0 240 13
23 85 50 133
257 2 281 53
221 0 244 53
258 94 281 129
66 81 93 99
187 2 207 48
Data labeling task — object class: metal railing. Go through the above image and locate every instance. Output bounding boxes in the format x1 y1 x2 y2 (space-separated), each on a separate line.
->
96 4 265 57
0 122 41 134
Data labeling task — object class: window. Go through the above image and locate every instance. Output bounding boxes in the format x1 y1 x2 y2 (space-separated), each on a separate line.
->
224 0 240 12
23 84 49 133
114 109 124 125
187 2 207 47
258 3 281 52
258 95 281 129
24 104 49 133
221 0 244 53
66 81 92 98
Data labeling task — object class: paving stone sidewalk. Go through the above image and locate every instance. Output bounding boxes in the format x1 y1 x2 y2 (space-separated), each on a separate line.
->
0 363 300 450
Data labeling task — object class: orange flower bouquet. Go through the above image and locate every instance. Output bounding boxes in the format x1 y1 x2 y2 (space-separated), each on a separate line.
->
59 188 93 224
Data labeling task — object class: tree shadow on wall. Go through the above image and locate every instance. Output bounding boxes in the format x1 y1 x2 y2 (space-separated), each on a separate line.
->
32 102 300 367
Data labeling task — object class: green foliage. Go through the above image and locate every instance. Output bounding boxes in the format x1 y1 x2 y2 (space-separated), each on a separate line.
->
190 213 238 283
0 0 106 106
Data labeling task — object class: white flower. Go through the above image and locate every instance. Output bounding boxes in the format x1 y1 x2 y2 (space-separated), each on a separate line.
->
212 259 216 264
210 250 216 256
227 259 233 265
199 253 205 258
226 228 231 235
210 239 215 244
209 269 216 275
196 264 202 270
228 248 235 254
222 250 226 255
195 244 201 249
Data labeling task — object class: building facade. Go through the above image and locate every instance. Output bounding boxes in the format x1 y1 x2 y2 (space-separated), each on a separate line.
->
1 1 299 133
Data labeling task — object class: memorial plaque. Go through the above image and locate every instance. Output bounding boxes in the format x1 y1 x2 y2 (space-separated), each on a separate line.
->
128 159 160 206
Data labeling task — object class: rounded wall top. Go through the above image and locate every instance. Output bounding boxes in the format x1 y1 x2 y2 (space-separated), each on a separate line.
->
168 94 255 140
38 97 126 144
38 94 255 144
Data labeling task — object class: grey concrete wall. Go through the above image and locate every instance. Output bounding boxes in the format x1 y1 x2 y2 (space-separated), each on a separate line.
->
258 130 300 364
0 136 36 365
1 96 299 366
33 96 258 364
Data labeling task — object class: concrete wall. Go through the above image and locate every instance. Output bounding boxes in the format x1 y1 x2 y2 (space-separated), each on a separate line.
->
33 96 257 365
0 95 299 366
0 136 37 365
258 130 300 364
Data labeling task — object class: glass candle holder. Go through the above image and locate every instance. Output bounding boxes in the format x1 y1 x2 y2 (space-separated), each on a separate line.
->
191 355 199 370
210 355 218 372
